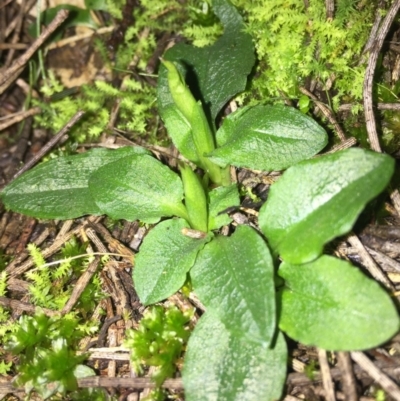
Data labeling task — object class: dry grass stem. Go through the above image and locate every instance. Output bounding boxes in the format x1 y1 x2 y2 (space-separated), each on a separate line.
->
351 351 400 401
318 348 336 401
363 0 400 152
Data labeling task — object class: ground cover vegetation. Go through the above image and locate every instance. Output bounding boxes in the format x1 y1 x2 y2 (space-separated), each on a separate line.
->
1 0 400 400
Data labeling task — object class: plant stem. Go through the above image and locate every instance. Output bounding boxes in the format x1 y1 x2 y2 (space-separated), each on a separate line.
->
169 203 191 224
162 59 230 186
180 163 208 231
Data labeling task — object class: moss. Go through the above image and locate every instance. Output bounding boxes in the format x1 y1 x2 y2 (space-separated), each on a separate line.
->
224 0 377 108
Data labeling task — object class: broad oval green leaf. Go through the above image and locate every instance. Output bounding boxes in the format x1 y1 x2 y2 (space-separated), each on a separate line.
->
278 255 400 350
1 147 147 220
134 218 212 305
157 0 255 160
191 225 275 342
89 154 188 223
209 104 328 171
259 148 394 264
183 311 287 401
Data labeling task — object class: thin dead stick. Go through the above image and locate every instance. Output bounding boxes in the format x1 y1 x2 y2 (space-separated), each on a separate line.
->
47 26 114 50
54 220 75 243
0 9 69 94
288 359 400 386
363 0 400 152
0 107 41 131
347 234 395 291
325 0 334 19
16 78 40 98
61 256 101 315
4 0 36 38
365 246 400 273
0 296 57 316
86 350 130 361
284 396 303 401
0 377 183 392
337 352 358 401
390 189 400 217
362 1 385 55
351 351 400 401
79 376 184 390
0 43 28 50
4 0 27 70
318 348 336 401
339 103 400 112
299 87 346 141
88 221 135 260
352 3 400 220
5 218 93 277
10 110 85 182
323 137 357 154
0 0 14 12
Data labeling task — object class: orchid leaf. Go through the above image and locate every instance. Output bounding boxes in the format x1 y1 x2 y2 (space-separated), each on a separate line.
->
89 154 188 224
134 218 212 305
259 148 394 264
209 104 328 171
191 225 275 342
183 311 287 401
157 0 255 161
1 147 148 220
278 255 400 350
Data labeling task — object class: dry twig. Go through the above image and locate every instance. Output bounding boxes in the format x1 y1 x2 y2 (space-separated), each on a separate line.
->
390 189 400 217
318 348 336 401
363 0 400 152
338 103 400 112
351 351 400 401
61 256 101 315
323 137 357 154
325 0 334 20
5 216 101 277
337 352 358 401
0 296 56 316
347 234 394 291
299 87 346 141
0 9 70 94
10 110 85 182
0 107 41 131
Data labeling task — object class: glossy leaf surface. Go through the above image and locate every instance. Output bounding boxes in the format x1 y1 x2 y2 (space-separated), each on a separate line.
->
209 104 328 171
208 184 240 230
157 0 255 161
278 255 400 350
89 154 188 223
259 148 394 264
183 311 287 401
1 147 147 220
134 218 212 305
191 225 275 342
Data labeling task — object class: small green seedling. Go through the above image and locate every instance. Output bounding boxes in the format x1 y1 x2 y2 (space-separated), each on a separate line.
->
1 1 399 400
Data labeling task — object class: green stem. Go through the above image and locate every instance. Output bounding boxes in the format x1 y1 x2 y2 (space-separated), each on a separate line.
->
180 163 208 232
162 59 231 186
169 202 190 224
